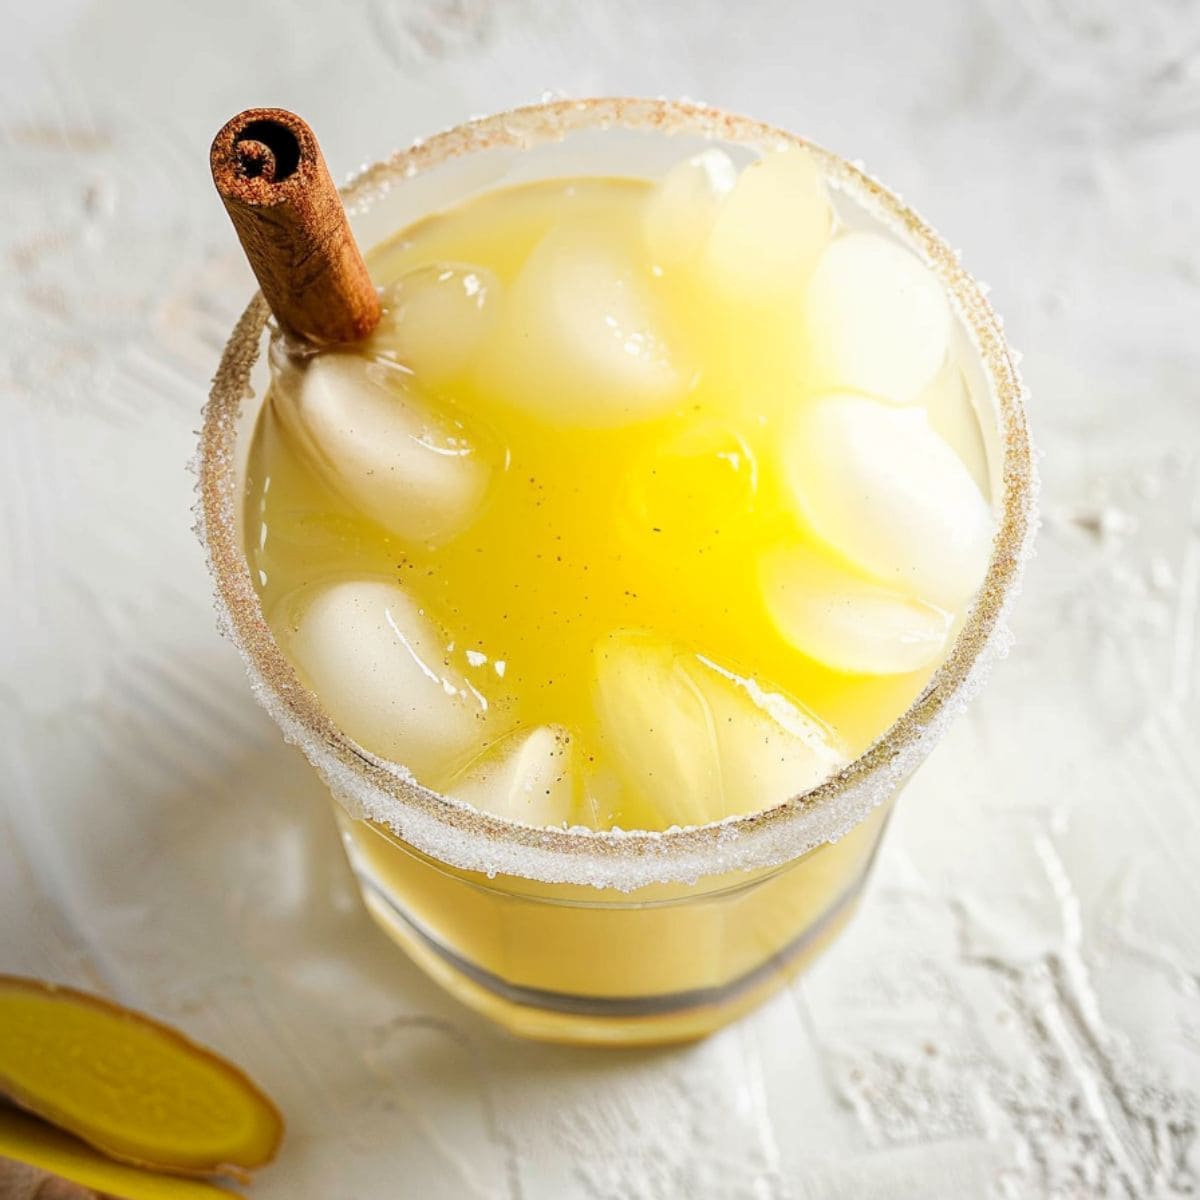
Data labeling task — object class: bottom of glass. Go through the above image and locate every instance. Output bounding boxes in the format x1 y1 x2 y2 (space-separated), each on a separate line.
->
347 844 870 1046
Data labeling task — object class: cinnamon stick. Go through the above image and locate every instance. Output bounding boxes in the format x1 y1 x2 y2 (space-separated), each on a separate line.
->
210 108 380 345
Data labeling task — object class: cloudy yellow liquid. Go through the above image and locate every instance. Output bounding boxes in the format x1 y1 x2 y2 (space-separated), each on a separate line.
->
248 178 956 822
243 171 987 1042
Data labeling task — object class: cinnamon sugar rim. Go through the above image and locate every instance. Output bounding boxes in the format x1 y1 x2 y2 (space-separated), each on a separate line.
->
197 97 1036 891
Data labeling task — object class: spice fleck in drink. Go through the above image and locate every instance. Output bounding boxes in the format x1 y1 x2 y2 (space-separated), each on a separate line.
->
204 102 1030 1044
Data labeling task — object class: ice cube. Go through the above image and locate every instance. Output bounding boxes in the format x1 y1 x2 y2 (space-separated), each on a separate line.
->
372 263 499 390
698 654 847 814
273 352 490 542
704 146 832 298
781 394 993 606
593 631 845 828
276 579 482 782
643 148 738 270
759 544 953 675
917 363 991 497
806 231 951 404
593 632 717 826
446 726 580 827
488 228 688 427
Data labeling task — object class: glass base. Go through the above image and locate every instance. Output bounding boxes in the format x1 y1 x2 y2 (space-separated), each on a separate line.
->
345 832 874 1046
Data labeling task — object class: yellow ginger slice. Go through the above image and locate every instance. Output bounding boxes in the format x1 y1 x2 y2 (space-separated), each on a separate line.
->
0 977 283 1180
0 1106 243 1199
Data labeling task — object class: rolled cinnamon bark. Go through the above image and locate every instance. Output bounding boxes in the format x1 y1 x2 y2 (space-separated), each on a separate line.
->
210 108 381 345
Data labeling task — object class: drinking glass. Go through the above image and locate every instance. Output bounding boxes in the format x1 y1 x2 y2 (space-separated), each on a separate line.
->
197 98 1035 1046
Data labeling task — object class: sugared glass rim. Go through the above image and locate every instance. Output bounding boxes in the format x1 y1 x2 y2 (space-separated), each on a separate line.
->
197 97 1036 892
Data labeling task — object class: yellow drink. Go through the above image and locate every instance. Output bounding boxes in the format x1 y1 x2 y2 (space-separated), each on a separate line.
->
200 100 1031 1046
248 170 990 825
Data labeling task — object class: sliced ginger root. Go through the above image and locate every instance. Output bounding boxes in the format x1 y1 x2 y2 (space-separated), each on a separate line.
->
0 977 282 1181
0 1107 243 1199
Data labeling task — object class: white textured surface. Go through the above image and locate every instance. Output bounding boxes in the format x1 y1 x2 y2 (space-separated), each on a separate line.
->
2 1 1199 1196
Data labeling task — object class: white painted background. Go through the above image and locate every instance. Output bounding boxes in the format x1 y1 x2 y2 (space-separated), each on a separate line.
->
3 1 1199 1196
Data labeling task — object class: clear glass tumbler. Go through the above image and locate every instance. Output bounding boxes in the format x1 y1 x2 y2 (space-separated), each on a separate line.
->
197 98 1035 1046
